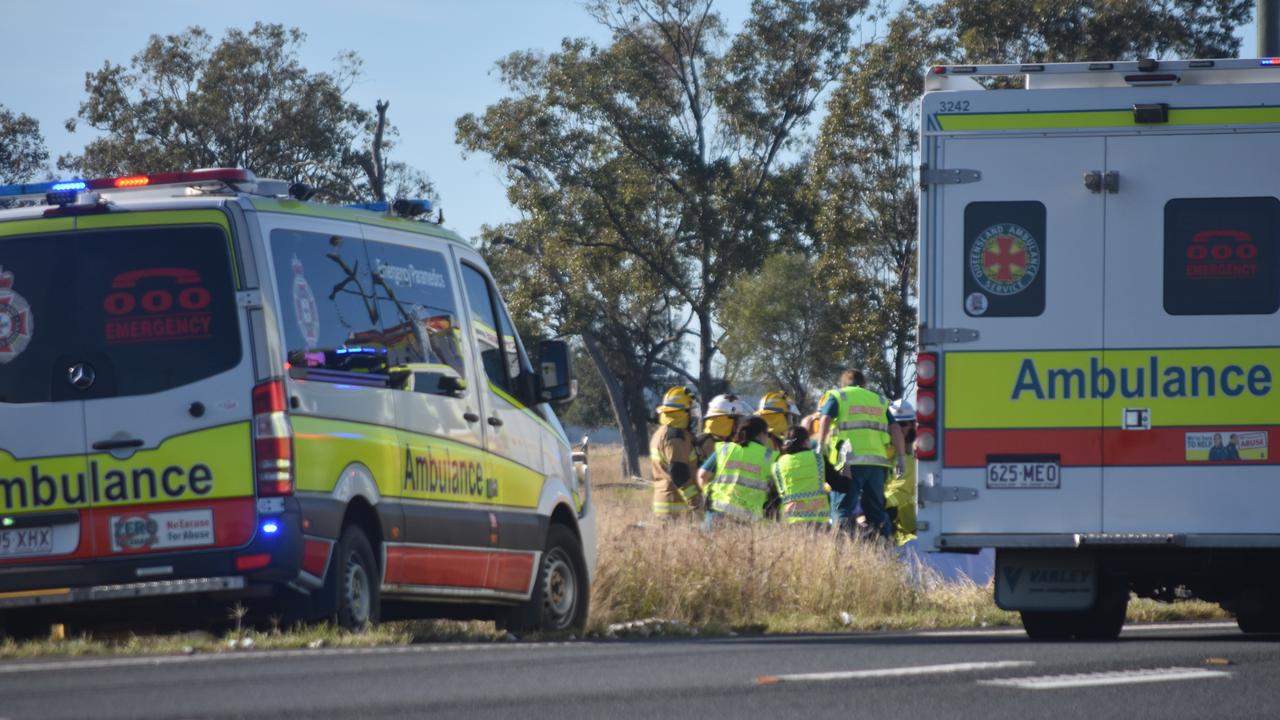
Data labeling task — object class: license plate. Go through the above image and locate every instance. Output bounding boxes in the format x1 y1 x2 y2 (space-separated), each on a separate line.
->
0 526 54 557
986 457 1060 489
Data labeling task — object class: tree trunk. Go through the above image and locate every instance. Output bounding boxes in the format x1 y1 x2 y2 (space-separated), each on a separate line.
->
696 305 715 404
581 330 643 479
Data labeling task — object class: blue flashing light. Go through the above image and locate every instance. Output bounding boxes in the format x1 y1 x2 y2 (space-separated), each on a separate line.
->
50 180 87 192
1262 58 1280 66
346 201 390 212
261 520 280 535
335 346 380 355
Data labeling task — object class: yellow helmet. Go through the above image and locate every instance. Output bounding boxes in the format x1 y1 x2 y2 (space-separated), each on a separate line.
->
657 385 696 414
756 391 791 416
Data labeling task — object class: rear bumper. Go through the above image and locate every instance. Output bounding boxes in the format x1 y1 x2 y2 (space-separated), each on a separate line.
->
0 576 251 610
0 501 303 606
937 533 1280 550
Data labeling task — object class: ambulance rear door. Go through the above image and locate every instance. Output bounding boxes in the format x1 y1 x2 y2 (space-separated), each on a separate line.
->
932 132 1106 535
1102 127 1280 534
0 217 92 567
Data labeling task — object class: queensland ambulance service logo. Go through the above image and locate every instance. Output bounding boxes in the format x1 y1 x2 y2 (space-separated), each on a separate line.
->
291 255 320 348
0 266 33 364
968 223 1041 296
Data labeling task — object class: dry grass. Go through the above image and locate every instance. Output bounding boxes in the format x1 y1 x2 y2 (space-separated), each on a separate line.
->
586 443 1228 633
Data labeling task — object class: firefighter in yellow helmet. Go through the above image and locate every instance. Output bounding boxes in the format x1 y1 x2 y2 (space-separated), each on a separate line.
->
755 391 793 450
649 386 704 519
884 399 918 546
695 394 750 464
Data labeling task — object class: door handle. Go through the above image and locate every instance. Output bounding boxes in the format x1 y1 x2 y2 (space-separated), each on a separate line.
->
464 412 481 423
487 416 504 427
92 438 144 451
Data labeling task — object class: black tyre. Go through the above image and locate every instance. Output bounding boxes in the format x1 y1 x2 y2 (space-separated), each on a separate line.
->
332 525 380 631
1021 581 1127 641
1234 590 1280 634
498 524 588 635
1075 581 1128 640
1020 610 1079 640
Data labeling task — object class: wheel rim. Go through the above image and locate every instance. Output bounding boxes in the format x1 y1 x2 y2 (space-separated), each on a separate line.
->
345 552 371 626
542 548 577 629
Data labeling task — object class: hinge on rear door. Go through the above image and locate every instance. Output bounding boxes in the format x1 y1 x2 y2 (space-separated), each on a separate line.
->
919 485 978 503
919 164 981 187
237 290 263 309
919 326 979 345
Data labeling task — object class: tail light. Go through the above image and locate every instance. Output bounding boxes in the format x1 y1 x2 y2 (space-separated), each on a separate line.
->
916 389 937 424
915 427 937 460
253 379 294 497
917 352 937 387
916 352 939 460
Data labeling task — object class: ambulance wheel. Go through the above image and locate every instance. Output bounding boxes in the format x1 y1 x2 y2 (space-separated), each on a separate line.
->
497 524 588 635
1234 589 1280 634
1019 610 1078 640
333 525 380 631
1075 580 1128 640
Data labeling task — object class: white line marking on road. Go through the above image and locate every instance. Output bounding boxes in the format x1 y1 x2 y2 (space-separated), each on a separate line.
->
757 660 1034 685
915 621 1237 639
980 666 1231 690
0 641 574 675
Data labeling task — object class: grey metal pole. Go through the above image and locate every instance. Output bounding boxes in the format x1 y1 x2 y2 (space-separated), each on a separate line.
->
1261 0 1280 57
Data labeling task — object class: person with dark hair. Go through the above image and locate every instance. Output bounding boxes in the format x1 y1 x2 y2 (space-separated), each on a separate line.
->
816 368 906 539
771 426 830 526
697 415 775 528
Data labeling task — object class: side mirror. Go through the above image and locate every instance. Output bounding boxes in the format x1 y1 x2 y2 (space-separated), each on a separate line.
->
536 339 575 405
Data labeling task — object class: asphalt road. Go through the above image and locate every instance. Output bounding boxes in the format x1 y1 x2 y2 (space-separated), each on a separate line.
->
1 621 1276 720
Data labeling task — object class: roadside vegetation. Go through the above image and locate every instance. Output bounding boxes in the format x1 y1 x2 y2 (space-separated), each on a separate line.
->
0 445 1226 657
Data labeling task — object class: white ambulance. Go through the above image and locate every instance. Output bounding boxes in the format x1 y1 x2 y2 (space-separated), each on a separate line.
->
0 169 593 634
915 59 1280 639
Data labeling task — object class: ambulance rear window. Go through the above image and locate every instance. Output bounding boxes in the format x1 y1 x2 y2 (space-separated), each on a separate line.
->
0 225 242 404
1164 197 1280 316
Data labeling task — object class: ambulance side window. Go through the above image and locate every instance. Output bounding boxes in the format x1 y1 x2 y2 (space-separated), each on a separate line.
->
269 229 390 383
460 263 529 397
1164 197 1280 316
366 240 467 396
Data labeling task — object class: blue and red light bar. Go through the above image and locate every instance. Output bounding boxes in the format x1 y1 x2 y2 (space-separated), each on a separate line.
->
0 168 255 202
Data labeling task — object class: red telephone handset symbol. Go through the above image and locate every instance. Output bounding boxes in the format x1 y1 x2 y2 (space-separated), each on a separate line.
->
111 267 201 288
104 267 210 315
1188 229 1256 260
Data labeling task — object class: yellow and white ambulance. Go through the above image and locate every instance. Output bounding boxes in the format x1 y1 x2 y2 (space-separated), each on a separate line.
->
915 59 1280 639
0 169 593 633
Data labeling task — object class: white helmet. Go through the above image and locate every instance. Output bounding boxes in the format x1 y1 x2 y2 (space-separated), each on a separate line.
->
705 393 748 419
890 398 916 422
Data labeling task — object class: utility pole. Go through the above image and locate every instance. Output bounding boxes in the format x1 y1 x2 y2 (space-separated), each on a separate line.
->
1261 0 1280 57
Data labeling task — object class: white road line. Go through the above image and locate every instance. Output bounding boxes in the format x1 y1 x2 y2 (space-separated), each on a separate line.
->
758 660 1034 684
1121 622 1238 633
916 621 1237 639
0 641 573 675
980 666 1231 690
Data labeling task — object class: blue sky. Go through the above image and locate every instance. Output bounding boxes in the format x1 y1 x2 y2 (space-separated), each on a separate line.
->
3 0 749 241
1 1 1260 242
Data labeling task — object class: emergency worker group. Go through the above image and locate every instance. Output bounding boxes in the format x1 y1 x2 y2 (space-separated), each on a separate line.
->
648 369 919 545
